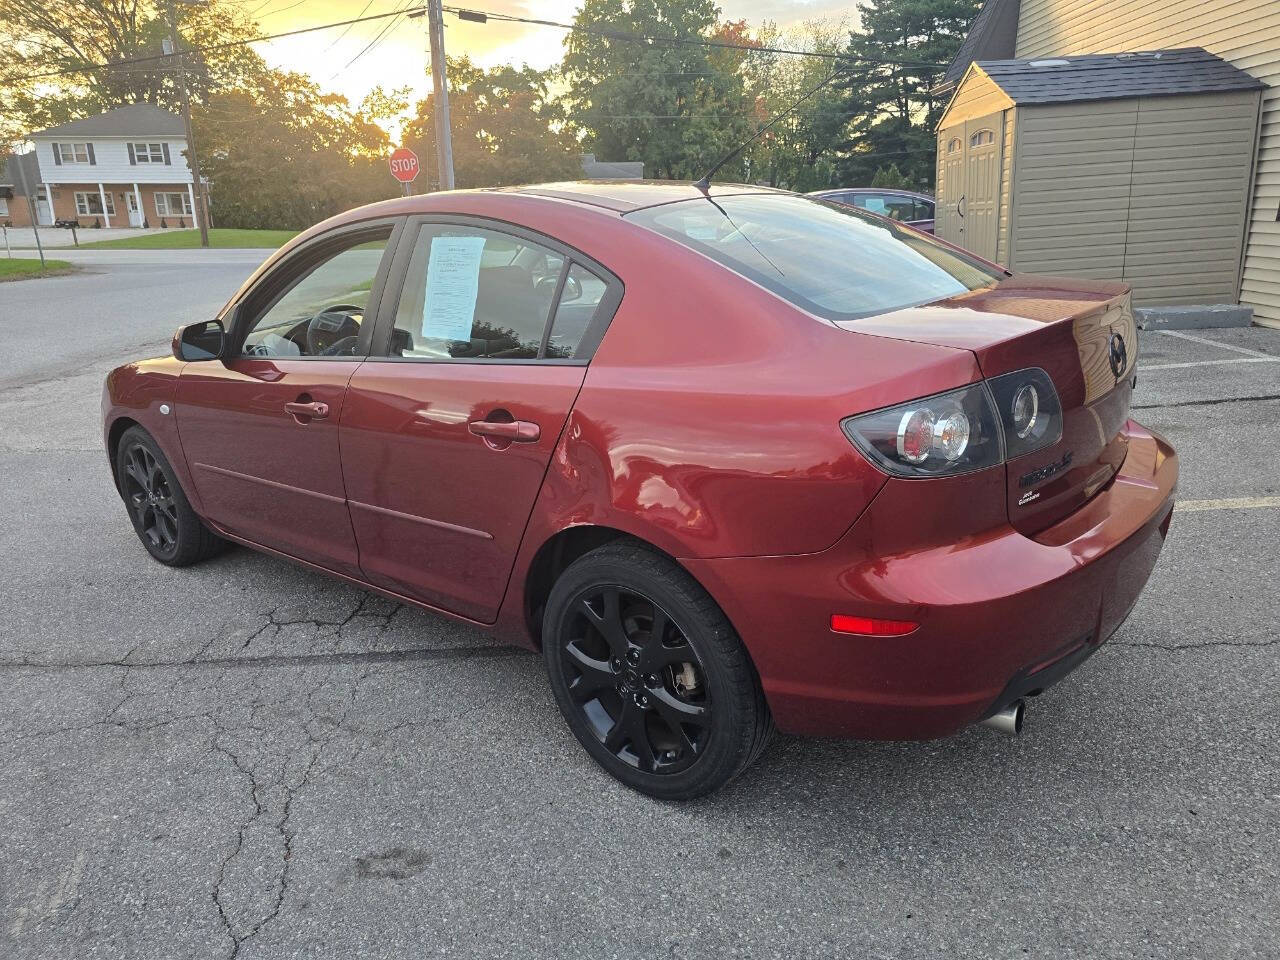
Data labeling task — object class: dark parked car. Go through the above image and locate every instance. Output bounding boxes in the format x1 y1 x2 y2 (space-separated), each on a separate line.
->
809 187 936 233
104 183 1175 799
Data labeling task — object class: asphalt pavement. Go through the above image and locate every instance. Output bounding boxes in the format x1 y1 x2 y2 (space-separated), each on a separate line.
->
1 249 1278 959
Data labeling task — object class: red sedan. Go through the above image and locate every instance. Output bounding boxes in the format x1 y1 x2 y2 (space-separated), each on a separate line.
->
103 183 1176 799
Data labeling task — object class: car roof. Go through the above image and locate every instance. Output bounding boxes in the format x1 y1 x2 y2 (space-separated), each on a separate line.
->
498 180 795 213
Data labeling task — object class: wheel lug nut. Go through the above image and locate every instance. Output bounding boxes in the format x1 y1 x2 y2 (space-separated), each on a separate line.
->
646 674 659 686
626 650 640 665
610 658 622 672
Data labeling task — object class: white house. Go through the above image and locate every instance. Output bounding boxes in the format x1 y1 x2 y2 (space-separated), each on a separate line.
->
2 103 200 229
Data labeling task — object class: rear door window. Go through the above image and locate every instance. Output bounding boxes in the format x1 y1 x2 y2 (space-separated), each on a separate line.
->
627 193 1000 320
386 223 617 361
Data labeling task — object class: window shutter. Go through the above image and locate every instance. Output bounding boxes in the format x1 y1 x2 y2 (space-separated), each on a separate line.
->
87 143 96 165
52 143 62 166
162 143 171 165
127 143 136 165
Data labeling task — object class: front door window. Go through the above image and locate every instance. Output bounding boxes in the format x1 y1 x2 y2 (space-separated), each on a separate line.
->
242 234 390 358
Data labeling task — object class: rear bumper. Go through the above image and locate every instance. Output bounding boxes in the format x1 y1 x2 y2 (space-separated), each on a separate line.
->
682 419 1177 739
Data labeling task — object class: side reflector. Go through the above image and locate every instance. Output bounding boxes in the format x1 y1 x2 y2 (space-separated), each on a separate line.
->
830 614 919 637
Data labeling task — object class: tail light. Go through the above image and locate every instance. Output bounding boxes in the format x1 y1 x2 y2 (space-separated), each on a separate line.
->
841 368 1063 477
986 367 1063 459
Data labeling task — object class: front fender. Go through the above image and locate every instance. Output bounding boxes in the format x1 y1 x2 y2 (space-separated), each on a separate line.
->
102 357 202 513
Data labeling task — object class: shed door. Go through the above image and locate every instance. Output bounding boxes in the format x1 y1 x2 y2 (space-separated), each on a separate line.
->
936 131 965 245
962 113 1003 261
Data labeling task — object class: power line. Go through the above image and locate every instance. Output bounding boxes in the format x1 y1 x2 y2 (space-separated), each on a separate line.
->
13 3 948 84
443 8 948 70
332 0 414 78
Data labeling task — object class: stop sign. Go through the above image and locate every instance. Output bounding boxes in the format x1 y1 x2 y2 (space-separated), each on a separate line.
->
389 147 420 183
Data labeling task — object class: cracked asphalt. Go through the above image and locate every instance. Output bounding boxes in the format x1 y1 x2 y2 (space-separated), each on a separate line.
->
2 250 1279 959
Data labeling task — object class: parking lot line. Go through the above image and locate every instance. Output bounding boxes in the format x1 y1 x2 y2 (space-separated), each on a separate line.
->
1157 329 1278 359
1175 496 1280 512
1141 357 1278 371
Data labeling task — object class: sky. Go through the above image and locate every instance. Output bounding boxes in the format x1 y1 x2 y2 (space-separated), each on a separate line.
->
253 0 858 121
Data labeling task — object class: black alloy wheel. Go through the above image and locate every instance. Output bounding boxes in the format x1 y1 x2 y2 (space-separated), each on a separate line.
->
121 442 179 557
543 541 773 799
561 584 712 775
115 426 224 567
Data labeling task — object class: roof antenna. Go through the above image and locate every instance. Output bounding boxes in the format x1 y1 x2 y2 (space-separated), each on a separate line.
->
694 68 843 192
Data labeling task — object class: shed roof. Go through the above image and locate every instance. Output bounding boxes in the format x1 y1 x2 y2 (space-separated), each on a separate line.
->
976 47 1264 105
30 104 185 139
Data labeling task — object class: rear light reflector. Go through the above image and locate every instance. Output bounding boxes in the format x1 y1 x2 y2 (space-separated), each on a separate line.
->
830 614 919 637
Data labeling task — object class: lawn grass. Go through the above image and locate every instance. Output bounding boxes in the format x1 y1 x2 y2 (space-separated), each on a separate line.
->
0 257 76 281
78 228 298 249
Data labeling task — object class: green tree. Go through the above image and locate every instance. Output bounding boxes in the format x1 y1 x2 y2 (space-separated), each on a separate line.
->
561 0 755 181
405 57 581 189
836 0 980 189
741 18 851 190
0 0 261 146
194 70 398 230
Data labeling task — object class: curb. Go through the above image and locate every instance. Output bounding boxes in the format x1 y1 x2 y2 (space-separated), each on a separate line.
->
1136 305 1254 330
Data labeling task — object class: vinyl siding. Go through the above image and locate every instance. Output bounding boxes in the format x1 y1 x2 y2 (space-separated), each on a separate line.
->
34 137 192 186
1015 0 1280 322
1123 91 1258 303
938 66 1014 127
997 108 1016 263
1008 99 1137 282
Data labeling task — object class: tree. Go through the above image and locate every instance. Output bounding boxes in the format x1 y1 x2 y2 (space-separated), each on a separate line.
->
404 58 581 190
194 70 398 230
0 0 261 146
836 0 980 189
741 19 852 191
562 0 755 181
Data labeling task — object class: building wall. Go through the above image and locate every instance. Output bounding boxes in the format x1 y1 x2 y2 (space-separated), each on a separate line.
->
997 107 1016 263
2 183 197 229
33 137 193 186
1008 90 1258 305
1015 0 1280 322
1009 99 1136 284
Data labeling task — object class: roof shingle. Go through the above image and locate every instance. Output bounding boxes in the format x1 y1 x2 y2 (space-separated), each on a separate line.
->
30 104 185 139
977 47 1264 105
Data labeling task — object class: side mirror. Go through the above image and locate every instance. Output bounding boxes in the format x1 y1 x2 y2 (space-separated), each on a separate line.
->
173 319 225 361
560 274 583 303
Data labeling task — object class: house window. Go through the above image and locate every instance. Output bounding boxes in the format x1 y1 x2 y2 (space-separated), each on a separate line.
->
969 130 995 147
74 191 116 216
132 142 165 163
947 138 961 153
155 192 192 217
57 142 91 163
0 198 8 216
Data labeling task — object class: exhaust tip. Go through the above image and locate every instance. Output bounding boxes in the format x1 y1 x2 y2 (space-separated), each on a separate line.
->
979 699 1025 736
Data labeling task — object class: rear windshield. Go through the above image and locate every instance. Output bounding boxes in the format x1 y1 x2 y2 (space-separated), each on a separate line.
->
627 193 1001 320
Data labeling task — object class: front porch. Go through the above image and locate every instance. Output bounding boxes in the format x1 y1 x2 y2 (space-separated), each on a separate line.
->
36 181 200 230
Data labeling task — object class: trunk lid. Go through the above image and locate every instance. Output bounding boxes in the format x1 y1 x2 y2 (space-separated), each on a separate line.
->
834 274 1138 535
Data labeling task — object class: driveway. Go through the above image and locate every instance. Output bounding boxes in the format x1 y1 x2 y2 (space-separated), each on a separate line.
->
1 252 1278 958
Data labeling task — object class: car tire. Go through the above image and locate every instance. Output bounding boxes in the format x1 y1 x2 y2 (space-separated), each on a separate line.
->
543 540 773 800
116 426 224 567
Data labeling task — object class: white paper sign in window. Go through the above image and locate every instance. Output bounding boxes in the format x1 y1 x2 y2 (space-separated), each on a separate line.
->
422 235 486 341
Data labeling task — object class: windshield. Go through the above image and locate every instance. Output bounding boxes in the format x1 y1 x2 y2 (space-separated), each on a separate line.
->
627 193 1001 320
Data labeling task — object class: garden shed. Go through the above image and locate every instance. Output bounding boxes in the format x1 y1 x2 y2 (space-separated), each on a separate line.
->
935 48 1265 305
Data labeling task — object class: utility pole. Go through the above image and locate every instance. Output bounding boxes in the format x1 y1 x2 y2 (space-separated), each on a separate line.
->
164 0 210 247
423 0 455 190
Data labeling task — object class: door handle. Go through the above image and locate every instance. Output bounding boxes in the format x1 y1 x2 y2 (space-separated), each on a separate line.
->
958 194 966 218
284 400 329 420
469 419 540 443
